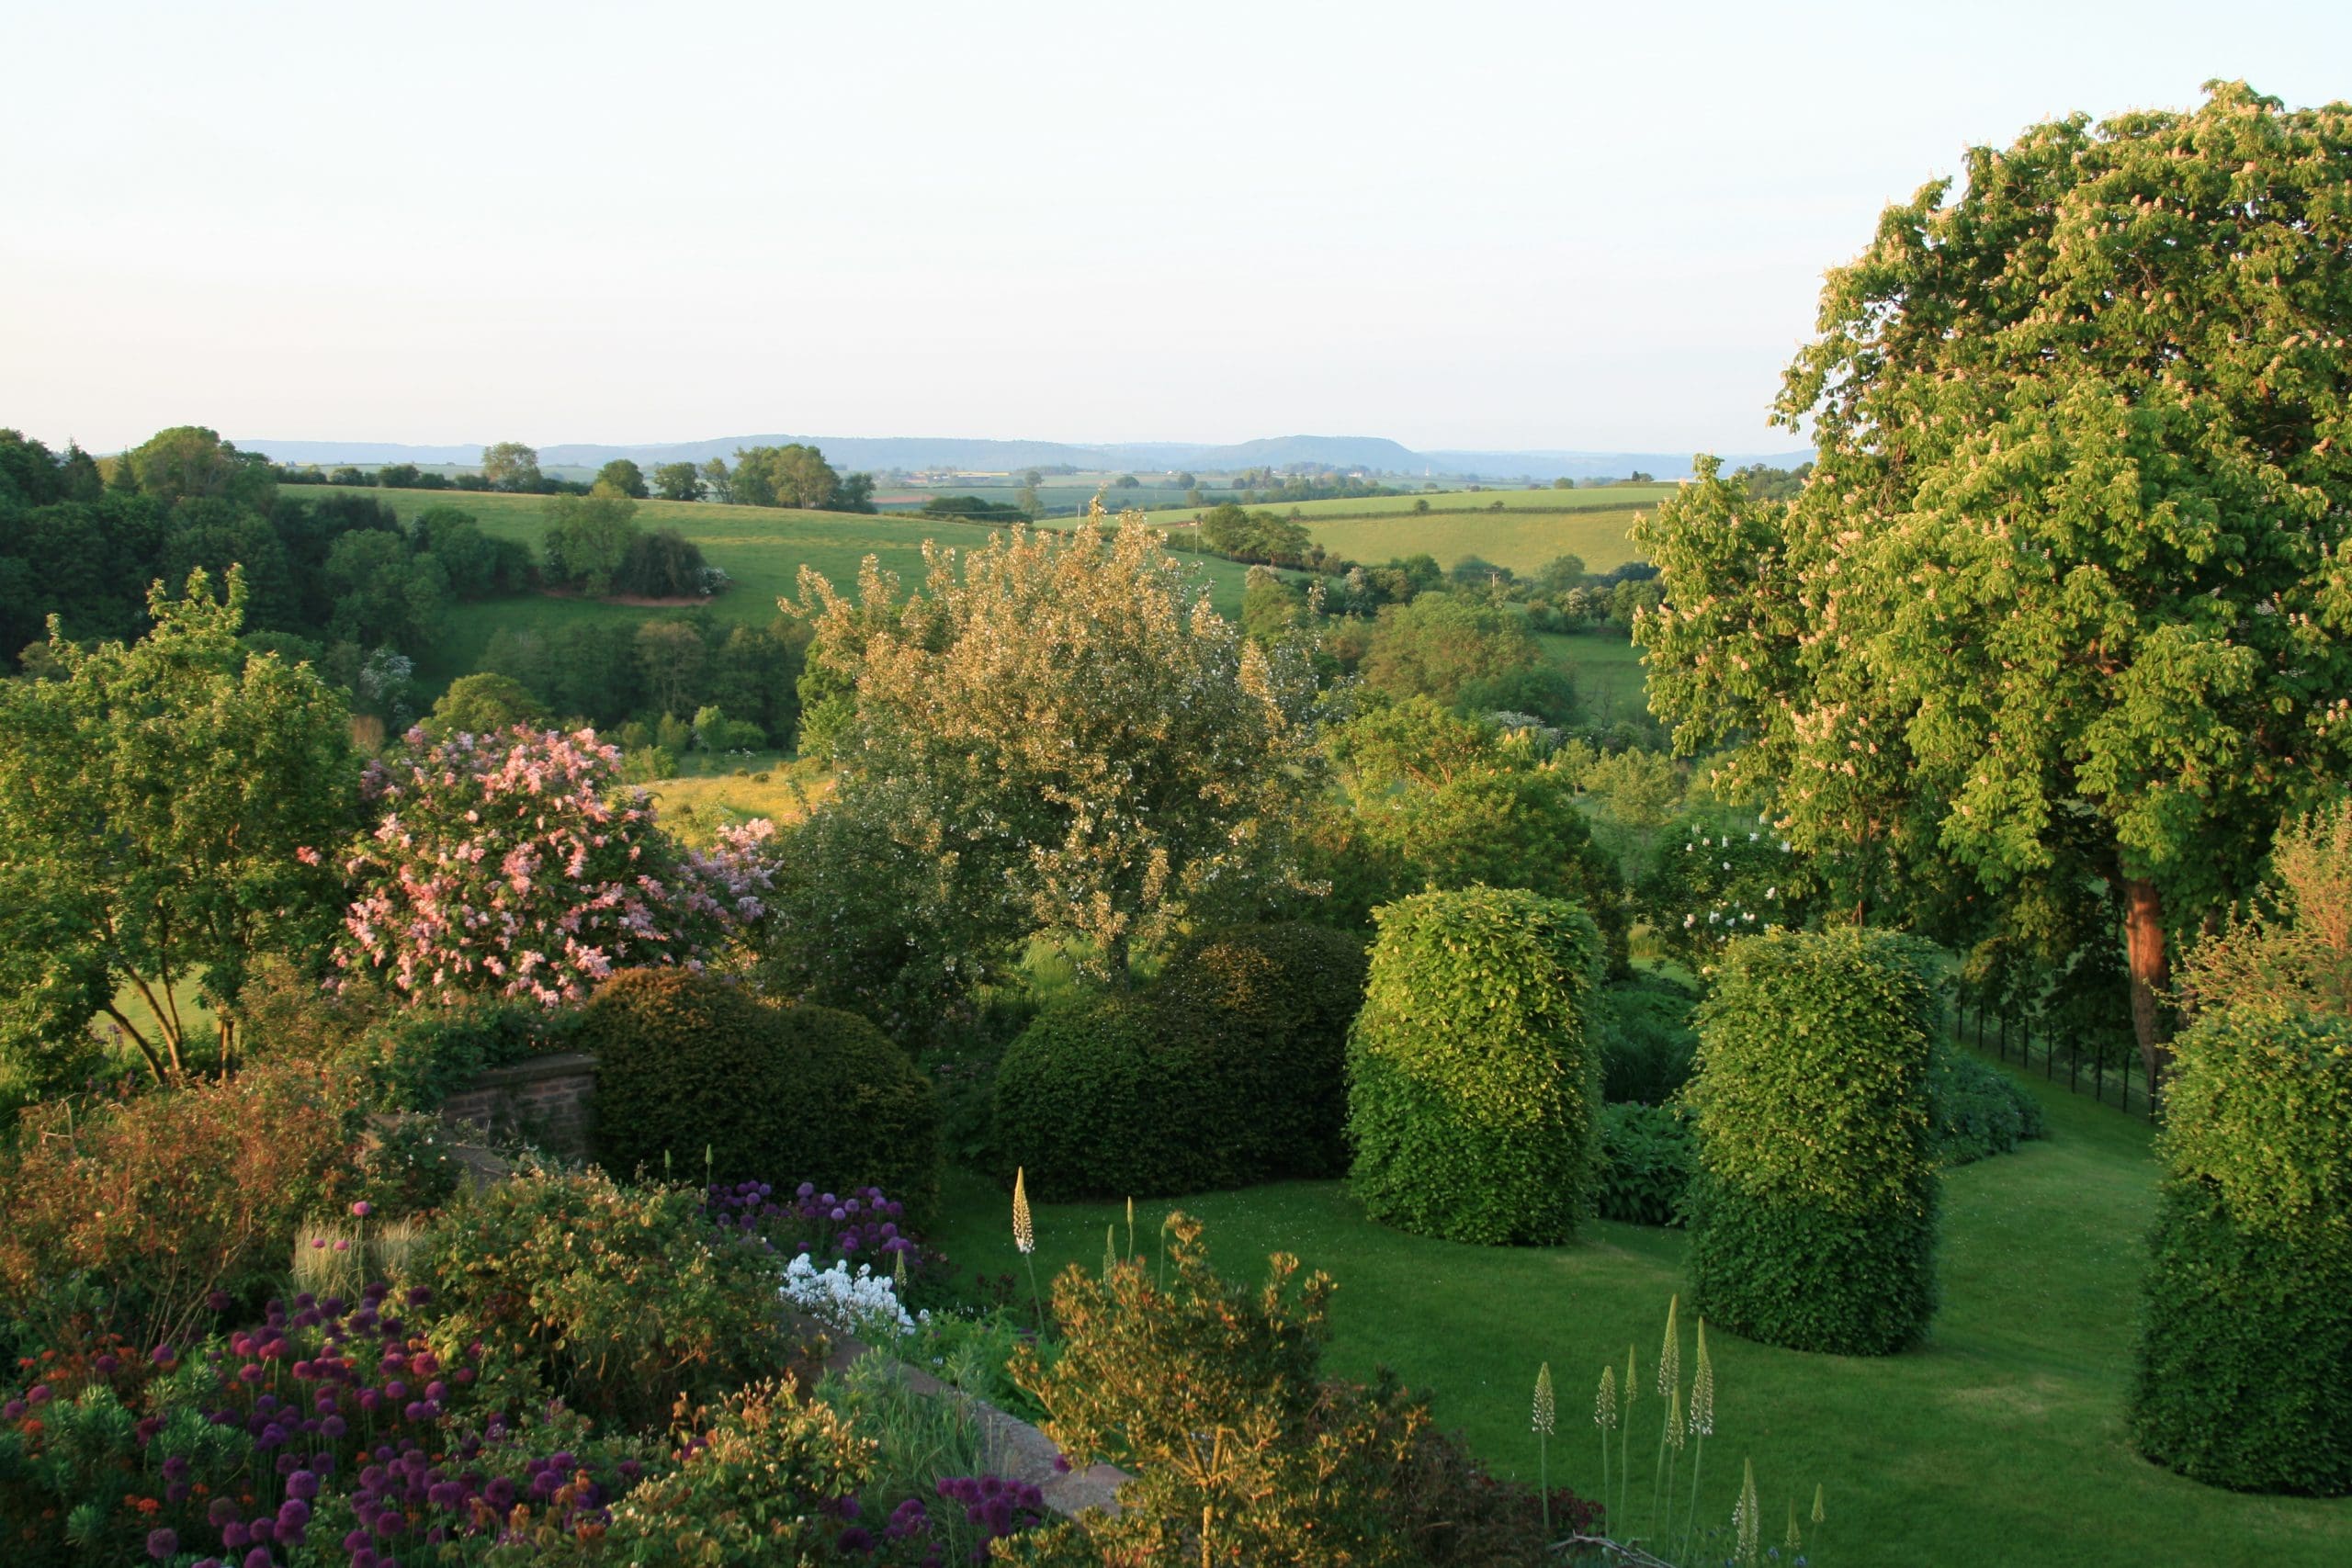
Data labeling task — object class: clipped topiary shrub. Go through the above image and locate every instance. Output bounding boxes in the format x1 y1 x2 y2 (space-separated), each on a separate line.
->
1684 928 1940 1355
1597 1101 1696 1226
1150 922 1371 1180
990 923 1369 1201
989 993 1176 1200
1345 886 1605 1246
583 967 939 1221
2129 1006 2352 1495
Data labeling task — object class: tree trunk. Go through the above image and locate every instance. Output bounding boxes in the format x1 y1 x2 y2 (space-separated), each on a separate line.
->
2121 877 2173 1087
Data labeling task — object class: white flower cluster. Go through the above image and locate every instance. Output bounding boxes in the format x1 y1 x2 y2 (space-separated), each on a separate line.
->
781 1252 927 1339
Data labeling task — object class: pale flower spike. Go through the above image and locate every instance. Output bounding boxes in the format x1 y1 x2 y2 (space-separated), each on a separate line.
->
1532 1362 1555 1435
1012 1167 1035 1254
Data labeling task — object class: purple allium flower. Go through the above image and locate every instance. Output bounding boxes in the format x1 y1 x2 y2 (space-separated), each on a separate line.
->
484 1476 516 1510
96 1353 121 1375
208 1291 232 1313
288 1470 319 1500
151 1344 176 1364
406 1287 431 1307
220 1522 248 1550
148 1527 178 1559
26 1384 51 1405
1 1401 21 1421
333 1239 351 1253
837 1525 874 1552
351 1200 372 1218
243 1550 273 1568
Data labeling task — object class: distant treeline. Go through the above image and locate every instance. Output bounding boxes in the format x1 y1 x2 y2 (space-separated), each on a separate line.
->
280 440 883 514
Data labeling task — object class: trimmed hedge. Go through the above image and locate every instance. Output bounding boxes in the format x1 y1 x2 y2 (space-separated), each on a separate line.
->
1346 886 1605 1246
2129 1007 2352 1495
990 923 1368 1201
1150 923 1371 1180
583 968 939 1221
1684 928 1940 1354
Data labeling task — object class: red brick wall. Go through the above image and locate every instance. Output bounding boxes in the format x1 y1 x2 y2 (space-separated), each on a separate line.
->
438 1052 596 1158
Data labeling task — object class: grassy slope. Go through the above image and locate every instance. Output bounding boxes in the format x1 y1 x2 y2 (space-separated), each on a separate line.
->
931 1058 2352 1568
375 491 1272 682
1139 484 1673 579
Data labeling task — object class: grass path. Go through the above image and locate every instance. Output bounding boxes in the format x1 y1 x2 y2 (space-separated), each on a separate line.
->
932 1060 2351 1566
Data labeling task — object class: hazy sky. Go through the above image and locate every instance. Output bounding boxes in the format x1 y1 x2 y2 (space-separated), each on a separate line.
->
6 1 2347 456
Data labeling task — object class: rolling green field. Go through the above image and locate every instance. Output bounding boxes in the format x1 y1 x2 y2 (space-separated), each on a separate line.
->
373 491 1279 683
1141 483 1673 577
933 1059 2352 1568
1542 630 1650 724
1144 481 1676 523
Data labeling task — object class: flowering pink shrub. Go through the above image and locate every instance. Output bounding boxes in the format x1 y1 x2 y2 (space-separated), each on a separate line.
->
337 728 781 1005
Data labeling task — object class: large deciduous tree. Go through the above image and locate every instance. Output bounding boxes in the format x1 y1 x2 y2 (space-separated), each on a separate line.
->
1634 82 2352 1081
0 570 356 1085
790 505 1325 987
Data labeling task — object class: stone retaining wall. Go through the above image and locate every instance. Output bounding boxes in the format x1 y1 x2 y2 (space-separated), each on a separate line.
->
437 1052 595 1157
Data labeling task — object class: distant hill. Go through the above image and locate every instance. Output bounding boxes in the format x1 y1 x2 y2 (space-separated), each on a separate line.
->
236 434 1813 482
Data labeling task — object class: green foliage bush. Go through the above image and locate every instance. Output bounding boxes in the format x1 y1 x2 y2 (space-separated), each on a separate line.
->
1346 886 1605 1246
419 1164 794 1428
1596 975 1700 1103
2130 1007 2352 1495
584 968 940 1220
1597 1101 1696 1226
1684 928 1941 1354
1929 1049 2045 1166
991 923 1369 1200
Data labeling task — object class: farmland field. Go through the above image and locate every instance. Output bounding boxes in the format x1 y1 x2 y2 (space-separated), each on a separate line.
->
371 491 1282 684
1541 630 1650 723
1143 481 1678 524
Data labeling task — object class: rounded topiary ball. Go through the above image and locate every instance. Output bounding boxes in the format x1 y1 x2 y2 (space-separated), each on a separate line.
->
1683 928 1940 1355
2130 1006 2352 1495
1345 886 1606 1246
989 993 1174 1201
583 967 939 1220
1151 922 1369 1180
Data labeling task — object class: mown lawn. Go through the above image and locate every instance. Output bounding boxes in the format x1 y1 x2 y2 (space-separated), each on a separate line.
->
931 1059 2352 1568
1541 629 1650 725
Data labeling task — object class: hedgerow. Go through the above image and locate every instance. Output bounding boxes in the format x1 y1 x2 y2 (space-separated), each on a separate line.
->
1345 886 1605 1246
1684 928 1941 1354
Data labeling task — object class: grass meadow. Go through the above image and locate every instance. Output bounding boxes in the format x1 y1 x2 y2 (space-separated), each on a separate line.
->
1144 483 1673 577
933 1055 2352 1568
375 491 1279 684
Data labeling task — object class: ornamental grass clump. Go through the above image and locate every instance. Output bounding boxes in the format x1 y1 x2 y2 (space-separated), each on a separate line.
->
1346 886 1606 1245
1684 928 1941 1355
2129 1005 2352 1495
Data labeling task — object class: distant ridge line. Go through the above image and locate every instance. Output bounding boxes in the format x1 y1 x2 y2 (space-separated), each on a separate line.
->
234 433 1812 483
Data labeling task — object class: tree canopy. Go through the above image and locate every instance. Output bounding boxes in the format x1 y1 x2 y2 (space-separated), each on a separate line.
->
787 506 1325 987
1634 81 2352 1074
0 570 356 1088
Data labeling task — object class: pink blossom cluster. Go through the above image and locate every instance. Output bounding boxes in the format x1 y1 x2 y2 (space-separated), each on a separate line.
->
336 727 783 1006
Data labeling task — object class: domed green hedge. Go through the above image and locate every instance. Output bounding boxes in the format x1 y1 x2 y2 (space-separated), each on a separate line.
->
584 967 939 1220
1345 886 1605 1246
1683 928 1940 1355
2130 1006 2352 1495
1151 922 1370 1179
990 923 1368 1201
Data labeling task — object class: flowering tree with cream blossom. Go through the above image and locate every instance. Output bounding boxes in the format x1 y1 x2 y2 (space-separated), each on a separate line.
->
337 726 782 1005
